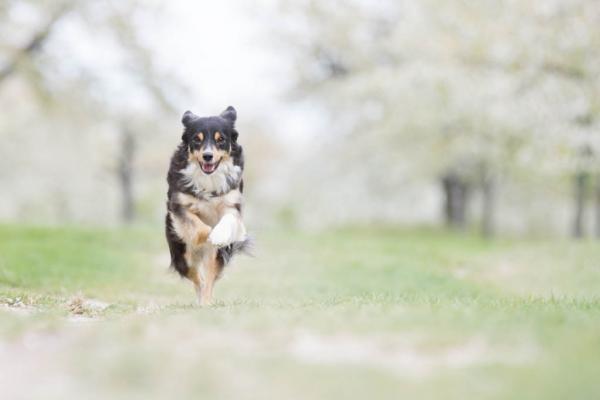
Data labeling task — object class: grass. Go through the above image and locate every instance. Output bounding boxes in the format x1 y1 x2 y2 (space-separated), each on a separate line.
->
0 224 599 399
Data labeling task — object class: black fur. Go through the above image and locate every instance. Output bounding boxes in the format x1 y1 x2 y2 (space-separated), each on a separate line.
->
165 106 248 278
165 213 188 276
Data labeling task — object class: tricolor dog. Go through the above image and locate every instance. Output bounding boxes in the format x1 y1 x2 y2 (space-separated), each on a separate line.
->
165 106 249 305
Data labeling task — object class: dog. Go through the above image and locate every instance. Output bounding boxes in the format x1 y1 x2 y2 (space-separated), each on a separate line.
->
165 106 249 305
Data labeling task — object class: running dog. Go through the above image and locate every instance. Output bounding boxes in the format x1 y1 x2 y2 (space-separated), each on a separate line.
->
165 106 249 305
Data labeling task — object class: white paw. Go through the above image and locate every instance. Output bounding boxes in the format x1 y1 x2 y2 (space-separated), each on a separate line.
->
208 215 235 247
235 222 248 243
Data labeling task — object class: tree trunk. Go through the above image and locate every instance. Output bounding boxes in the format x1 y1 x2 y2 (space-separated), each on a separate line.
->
572 170 589 238
481 175 496 238
442 172 470 230
454 180 469 228
117 126 136 223
442 174 454 227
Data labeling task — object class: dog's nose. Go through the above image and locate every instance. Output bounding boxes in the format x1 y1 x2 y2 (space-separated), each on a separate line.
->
202 152 213 162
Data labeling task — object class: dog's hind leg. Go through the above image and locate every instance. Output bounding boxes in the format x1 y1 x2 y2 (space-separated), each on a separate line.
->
199 248 223 306
186 267 203 305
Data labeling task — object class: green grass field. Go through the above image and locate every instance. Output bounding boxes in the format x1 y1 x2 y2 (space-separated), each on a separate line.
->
0 224 599 399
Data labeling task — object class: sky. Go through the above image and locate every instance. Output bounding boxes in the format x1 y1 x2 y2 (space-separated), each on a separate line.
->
151 1 286 118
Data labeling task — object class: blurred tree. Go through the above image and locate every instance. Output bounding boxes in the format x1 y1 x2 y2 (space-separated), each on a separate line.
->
0 0 182 224
0 2 71 86
276 0 600 236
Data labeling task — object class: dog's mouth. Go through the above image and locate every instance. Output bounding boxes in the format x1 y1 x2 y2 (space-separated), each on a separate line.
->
199 160 220 174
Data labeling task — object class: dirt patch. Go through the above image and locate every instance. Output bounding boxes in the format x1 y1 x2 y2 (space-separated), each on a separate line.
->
67 295 110 317
0 296 37 316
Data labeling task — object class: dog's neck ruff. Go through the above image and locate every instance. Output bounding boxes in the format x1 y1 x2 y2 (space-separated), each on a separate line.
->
179 158 242 198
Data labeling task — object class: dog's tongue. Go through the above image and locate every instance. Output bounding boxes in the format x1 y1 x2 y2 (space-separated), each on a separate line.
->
202 163 216 173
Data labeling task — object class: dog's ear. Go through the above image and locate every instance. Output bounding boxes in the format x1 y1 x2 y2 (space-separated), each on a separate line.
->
220 106 237 124
181 110 198 127
181 111 197 143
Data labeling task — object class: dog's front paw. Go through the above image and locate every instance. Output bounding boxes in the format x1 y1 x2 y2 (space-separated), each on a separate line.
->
208 215 235 247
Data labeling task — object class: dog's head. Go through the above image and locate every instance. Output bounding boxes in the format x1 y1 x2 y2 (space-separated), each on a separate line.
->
181 106 239 175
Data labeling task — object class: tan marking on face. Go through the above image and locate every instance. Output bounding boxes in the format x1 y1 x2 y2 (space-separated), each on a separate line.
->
214 132 221 141
216 148 229 162
188 148 203 164
197 132 204 141
188 147 202 163
192 147 228 165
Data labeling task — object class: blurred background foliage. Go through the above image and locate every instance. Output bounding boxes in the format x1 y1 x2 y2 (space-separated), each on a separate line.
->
1 0 599 238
